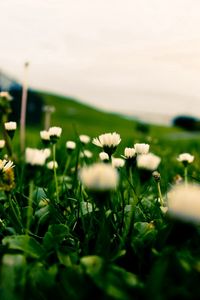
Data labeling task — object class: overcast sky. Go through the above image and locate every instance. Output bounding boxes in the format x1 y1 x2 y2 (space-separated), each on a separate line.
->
1 0 200 121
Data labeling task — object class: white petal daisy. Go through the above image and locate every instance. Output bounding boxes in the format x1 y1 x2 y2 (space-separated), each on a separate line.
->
177 153 194 164
79 163 119 191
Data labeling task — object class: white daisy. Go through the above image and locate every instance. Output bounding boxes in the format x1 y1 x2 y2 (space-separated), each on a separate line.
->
112 158 125 168
92 132 121 148
99 152 109 161
4 122 17 131
66 141 76 150
177 153 194 164
0 140 5 149
167 184 200 223
47 160 58 170
0 91 13 101
80 150 93 158
137 153 161 171
49 126 62 138
25 148 49 166
0 159 14 172
40 130 50 141
124 147 136 159
134 143 150 155
79 135 90 144
79 163 119 191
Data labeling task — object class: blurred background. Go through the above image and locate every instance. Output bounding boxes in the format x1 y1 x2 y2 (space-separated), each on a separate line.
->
1 0 200 140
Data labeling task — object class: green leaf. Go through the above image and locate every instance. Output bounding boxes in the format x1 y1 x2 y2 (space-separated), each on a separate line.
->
0 254 26 300
33 187 47 204
81 202 93 215
43 224 69 250
133 222 157 247
80 255 103 275
2 235 45 259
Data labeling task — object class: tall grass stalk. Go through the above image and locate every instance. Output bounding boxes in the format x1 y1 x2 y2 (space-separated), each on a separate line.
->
26 179 34 235
184 166 188 186
52 143 59 202
20 62 29 153
157 181 164 206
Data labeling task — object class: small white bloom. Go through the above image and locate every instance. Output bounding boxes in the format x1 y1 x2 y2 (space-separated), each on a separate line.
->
48 126 62 138
4 122 17 131
99 152 109 161
167 184 200 223
79 163 119 191
137 153 161 171
0 91 13 101
177 153 194 164
80 150 93 158
160 206 168 214
47 160 58 170
112 158 125 168
134 143 150 154
79 135 91 144
66 141 76 150
25 148 49 166
124 147 136 159
40 130 50 141
0 140 5 149
43 148 51 159
92 132 121 148
0 159 14 172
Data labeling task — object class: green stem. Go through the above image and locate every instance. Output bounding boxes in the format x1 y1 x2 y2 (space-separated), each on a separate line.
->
52 143 59 203
7 193 23 233
62 156 71 183
26 179 34 235
157 182 164 206
128 168 138 205
184 166 188 186
2 114 13 158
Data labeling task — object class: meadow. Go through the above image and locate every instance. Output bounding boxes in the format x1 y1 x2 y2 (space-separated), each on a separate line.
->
0 91 200 300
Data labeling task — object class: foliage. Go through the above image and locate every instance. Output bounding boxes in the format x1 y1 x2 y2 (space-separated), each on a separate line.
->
173 115 200 131
0 93 200 299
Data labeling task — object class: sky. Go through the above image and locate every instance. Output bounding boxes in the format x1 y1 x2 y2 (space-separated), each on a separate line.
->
1 0 200 123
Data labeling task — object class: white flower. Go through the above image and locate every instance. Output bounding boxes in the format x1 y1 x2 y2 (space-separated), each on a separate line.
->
48 126 62 138
79 135 90 144
4 122 17 131
0 159 14 172
92 132 121 148
47 160 58 170
134 143 150 154
0 140 5 149
43 148 51 159
40 130 50 141
160 206 168 214
66 141 76 150
167 184 200 223
99 152 109 161
25 148 49 166
177 153 194 164
79 163 119 191
80 150 93 158
0 91 13 101
112 158 125 168
137 153 161 171
124 147 136 159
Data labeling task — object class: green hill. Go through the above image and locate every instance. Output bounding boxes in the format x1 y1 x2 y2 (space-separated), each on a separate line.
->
22 90 200 154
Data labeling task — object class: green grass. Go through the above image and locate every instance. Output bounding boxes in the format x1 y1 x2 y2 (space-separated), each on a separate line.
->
1 91 200 300
35 91 181 144
22 90 200 157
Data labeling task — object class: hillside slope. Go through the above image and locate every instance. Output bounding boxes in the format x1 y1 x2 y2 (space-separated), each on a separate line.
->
36 91 179 141
22 90 189 151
